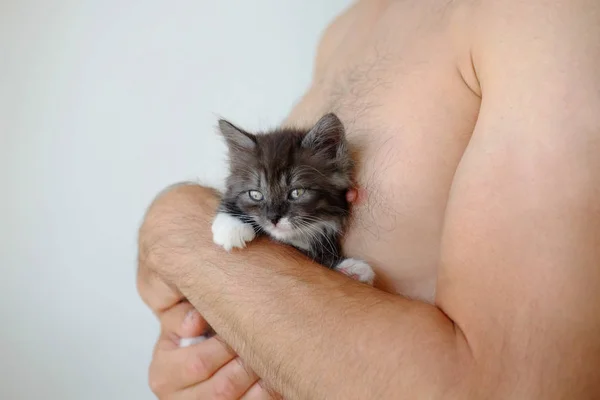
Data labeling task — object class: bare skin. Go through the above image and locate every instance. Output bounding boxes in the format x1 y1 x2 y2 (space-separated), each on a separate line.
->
138 0 600 398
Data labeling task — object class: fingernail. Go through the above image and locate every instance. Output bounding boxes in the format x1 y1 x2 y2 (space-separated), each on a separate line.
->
184 309 199 327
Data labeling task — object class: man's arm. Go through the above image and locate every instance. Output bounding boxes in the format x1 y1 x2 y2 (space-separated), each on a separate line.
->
140 1 600 398
144 186 468 399
438 0 600 397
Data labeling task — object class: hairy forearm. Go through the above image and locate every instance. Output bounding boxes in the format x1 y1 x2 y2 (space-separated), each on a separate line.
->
159 185 470 399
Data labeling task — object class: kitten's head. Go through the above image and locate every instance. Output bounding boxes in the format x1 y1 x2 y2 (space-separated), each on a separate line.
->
219 113 353 242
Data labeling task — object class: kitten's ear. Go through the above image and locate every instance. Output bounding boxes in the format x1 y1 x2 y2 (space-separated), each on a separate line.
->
218 119 256 152
301 113 346 155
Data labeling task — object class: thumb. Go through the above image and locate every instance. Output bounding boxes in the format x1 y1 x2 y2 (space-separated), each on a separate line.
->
137 267 184 315
161 301 208 338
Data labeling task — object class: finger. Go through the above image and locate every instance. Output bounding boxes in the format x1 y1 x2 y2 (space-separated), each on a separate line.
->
149 336 237 394
136 264 183 314
241 381 276 400
179 357 258 400
152 302 206 353
160 301 208 340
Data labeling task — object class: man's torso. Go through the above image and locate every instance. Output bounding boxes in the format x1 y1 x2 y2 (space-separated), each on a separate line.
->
284 0 482 301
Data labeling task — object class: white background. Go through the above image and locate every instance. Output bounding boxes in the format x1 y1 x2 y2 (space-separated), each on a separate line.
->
0 1 351 398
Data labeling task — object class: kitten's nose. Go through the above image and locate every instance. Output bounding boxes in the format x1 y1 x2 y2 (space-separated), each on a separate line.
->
269 215 281 225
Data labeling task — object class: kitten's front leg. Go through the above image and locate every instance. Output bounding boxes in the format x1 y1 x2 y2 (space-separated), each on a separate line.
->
212 212 256 251
335 258 375 285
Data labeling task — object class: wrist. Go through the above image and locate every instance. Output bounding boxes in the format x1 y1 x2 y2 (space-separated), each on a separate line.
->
141 184 220 282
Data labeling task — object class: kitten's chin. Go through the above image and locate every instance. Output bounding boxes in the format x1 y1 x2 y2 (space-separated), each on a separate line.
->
265 224 312 251
262 218 297 241
265 226 295 241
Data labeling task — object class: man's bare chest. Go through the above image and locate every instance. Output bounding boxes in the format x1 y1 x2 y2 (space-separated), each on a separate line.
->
286 0 481 300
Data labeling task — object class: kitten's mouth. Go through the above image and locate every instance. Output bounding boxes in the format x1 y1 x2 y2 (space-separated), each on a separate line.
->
268 228 295 242
264 218 295 239
268 224 293 235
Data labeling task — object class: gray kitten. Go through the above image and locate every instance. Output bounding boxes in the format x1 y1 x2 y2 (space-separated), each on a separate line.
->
211 113 374 284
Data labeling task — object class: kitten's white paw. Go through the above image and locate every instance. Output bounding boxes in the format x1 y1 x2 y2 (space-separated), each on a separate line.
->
335 258 375 285
212 212 256 251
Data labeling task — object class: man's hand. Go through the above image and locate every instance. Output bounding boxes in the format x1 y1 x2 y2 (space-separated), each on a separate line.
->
148 301 273 399
138 185 278 399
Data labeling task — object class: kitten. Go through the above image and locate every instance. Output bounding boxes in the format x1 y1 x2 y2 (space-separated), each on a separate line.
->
211 113 375 284
179 114 374 348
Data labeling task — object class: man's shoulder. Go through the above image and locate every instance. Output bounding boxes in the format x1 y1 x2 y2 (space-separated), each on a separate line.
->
468 0 599 90
471 0 598 41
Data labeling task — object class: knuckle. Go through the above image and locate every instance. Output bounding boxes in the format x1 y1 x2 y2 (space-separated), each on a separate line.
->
187 353 210 379
212 374 240 400
148 376 165 396
148 368 167 396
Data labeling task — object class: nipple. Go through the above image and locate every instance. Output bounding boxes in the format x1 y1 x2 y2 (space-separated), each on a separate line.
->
346 187 367 205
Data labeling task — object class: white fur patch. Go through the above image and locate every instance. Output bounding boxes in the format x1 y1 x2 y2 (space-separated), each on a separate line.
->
264 218 340 252
335 258 375 285
264 217 294 240
212 212 256 251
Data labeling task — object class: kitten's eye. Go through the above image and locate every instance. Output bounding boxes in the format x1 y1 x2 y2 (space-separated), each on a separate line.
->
289 188 306 200
248 190 264 201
